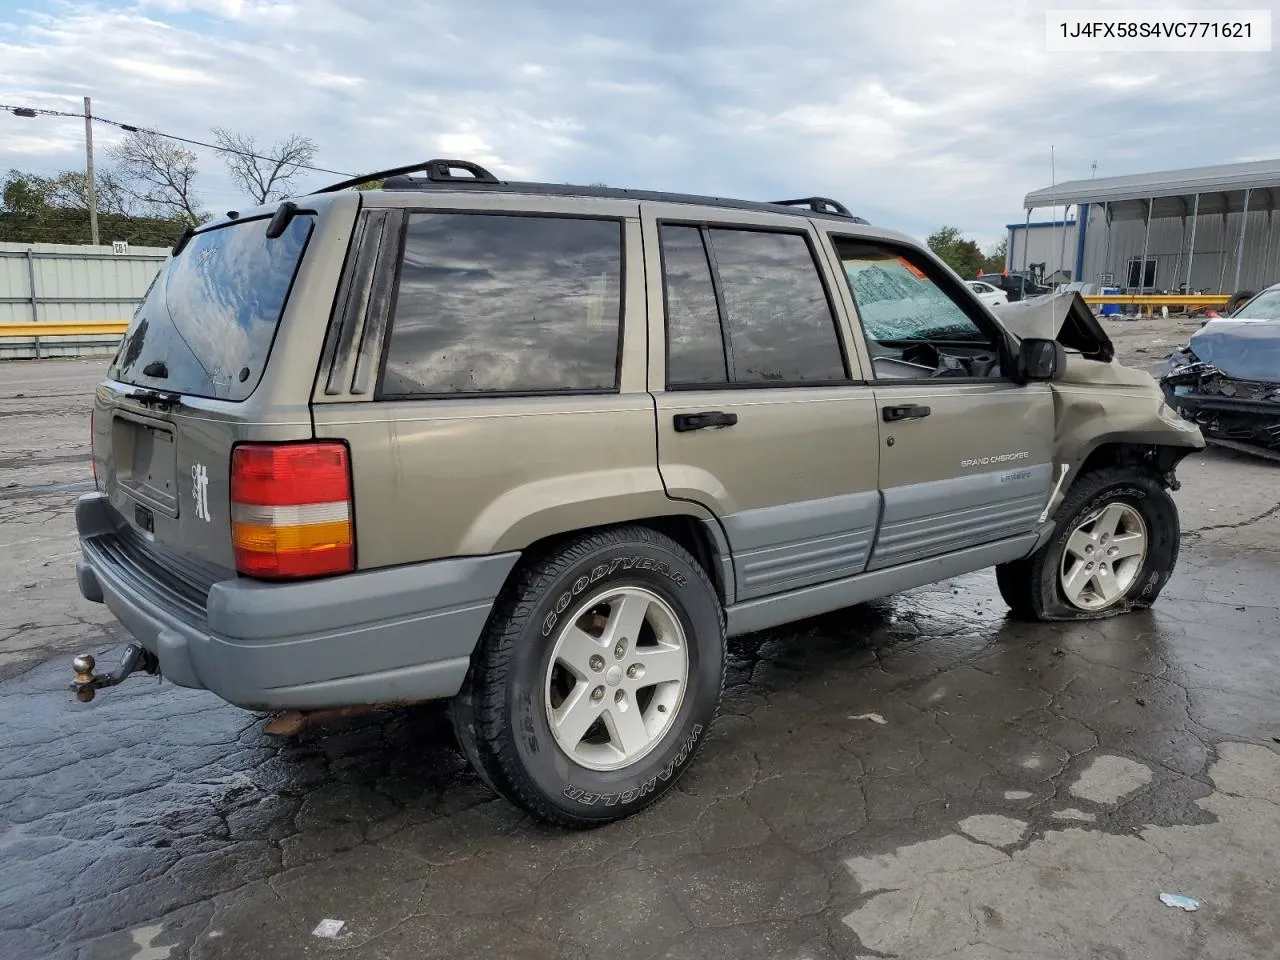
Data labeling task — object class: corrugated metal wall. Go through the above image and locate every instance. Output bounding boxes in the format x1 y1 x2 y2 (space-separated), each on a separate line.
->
0 241 168 359
1078 205 1280 293
1007 223 1079 278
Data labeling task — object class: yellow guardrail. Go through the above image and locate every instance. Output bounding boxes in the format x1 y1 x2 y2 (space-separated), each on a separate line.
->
1081 294 1232 306
0 322 129 338
1081 294 1233 318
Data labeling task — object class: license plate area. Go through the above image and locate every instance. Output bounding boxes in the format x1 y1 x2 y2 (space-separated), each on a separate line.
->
112 412 179 517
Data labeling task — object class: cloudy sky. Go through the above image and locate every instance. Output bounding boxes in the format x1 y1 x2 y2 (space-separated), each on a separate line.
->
1 0 1276 246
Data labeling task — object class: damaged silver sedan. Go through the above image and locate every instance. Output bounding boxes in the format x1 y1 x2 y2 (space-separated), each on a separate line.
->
1161 284 1280 461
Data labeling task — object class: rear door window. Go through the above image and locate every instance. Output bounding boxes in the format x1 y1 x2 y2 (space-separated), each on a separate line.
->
708 229 847 383
109 214 314 401
381 213 623 396
660 225 729 385
660 224 847 386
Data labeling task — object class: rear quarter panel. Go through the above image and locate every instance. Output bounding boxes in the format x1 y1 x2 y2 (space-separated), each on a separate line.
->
310 202 697 568
89 193 360 569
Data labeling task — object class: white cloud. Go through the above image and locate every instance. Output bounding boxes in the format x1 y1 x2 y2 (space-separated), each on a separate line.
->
0 0 1276 246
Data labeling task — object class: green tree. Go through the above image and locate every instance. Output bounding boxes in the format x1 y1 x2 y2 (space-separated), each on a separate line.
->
1 167 190 246
926 225 985 278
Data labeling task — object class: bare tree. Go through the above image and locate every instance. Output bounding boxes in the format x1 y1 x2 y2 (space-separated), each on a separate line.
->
110 130 205 225
212 128 317 205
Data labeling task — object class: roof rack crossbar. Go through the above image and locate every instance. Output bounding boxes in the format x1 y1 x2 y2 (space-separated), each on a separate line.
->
771 196 854 218
315 159 500 194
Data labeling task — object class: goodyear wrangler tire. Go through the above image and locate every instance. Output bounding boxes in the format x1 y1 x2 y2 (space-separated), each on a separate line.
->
450 525 725 827
996 468 1180 622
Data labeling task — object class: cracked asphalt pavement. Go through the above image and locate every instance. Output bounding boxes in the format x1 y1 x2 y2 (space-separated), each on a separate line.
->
2 359 1279 960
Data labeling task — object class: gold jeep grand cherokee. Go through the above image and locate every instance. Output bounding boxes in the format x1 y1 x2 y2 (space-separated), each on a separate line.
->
72 160 1204 825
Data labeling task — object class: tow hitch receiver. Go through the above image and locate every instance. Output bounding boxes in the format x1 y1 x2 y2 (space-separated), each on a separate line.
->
70 644 160 702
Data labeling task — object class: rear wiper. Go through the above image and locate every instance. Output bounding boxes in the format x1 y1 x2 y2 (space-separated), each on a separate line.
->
143 360 168 379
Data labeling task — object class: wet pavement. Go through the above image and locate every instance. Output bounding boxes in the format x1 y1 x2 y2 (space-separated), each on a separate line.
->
2 359 1279 960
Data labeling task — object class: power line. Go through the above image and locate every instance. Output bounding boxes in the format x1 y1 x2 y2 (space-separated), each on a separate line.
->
3 103 354 178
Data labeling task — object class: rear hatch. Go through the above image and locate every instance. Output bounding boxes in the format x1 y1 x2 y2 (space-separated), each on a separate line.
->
91 199 352 582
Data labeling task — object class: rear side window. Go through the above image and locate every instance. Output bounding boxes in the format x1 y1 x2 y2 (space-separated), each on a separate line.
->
660 224 846 387
109 214 313 401
381 214 623 396
660 226 728 385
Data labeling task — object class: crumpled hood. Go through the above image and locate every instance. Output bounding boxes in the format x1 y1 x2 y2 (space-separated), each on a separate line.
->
1186 318 1280 383
991 292 1114 362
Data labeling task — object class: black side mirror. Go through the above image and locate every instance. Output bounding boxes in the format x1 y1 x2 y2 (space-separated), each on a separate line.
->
1018 337 1066 382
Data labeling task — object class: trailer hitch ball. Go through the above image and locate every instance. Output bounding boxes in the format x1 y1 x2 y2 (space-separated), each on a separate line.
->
70 644 157 702
73 654 96 682
73 655 98 702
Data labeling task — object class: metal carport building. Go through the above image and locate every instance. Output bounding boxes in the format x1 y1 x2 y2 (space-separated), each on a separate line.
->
1020 158 1280 296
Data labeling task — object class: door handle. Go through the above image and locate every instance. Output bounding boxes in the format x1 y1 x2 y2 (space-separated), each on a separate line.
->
673 411 738 432
882 404 931 422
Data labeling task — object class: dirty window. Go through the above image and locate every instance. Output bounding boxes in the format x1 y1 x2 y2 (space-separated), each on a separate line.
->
705 228 847 383
109 214 314 401
660 225 729 386
382 214 623 396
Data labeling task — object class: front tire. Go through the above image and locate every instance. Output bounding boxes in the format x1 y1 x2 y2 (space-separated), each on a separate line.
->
996 468 1180 621
451 525 725 827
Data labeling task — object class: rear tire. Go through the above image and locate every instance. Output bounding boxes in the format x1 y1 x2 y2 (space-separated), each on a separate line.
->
450 525 725 827
995 468 1180 622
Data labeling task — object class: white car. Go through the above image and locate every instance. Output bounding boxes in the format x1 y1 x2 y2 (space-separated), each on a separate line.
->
968 280 1009 308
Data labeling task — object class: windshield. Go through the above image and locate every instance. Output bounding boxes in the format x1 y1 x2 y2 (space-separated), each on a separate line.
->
109 214 314 401
843 252 990 343
1232 288 1280 321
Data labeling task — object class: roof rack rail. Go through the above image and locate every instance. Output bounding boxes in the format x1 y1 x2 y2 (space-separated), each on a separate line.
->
315 159 500 194
771 196 855 218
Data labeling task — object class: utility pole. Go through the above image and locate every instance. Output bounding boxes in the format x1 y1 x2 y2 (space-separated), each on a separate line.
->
84 96 100 246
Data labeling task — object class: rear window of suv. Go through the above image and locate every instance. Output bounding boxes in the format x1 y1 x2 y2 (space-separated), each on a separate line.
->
109 214 314 402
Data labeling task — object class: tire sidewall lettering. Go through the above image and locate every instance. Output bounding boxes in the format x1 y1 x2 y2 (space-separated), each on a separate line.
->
561 723 705 807
1053 487 1147 549
508 535 721 822
540 553 688 638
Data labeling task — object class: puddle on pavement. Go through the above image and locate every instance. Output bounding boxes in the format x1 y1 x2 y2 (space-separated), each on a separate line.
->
127 926 171 960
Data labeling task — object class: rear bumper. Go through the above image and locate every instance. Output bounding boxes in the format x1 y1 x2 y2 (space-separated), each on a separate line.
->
74 493 520 711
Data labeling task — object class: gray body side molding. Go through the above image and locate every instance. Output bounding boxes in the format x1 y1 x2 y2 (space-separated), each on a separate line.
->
869 464 1053 570
719 491 882 601
725 522 1054 637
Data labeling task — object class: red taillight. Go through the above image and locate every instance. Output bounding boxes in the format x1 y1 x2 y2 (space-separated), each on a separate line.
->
230 442 354 579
